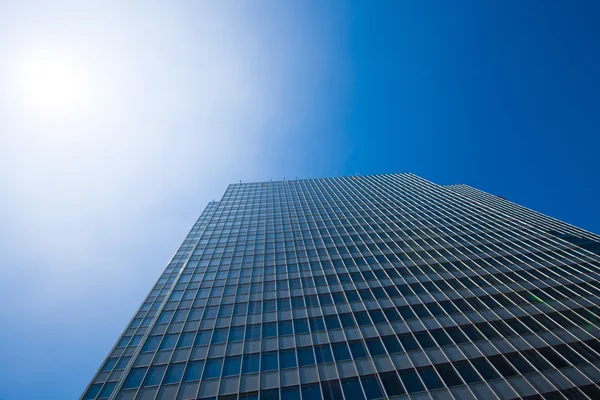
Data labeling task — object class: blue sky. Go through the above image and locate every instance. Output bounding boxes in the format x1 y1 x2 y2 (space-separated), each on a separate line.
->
0 1 599 398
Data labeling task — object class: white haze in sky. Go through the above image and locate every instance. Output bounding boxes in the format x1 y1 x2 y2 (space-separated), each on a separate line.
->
0 1 349 398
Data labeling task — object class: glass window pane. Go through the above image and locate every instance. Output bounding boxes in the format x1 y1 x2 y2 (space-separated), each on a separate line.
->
298 347 316 366
242 353 260 374
379 372 406 396
183 360 204 382
142 365 166 387
360 375 384 400
398 369 425 394
203 358 223 379
280 349 298 369
262 351 278 371
341 377 365 400
164 362 186 384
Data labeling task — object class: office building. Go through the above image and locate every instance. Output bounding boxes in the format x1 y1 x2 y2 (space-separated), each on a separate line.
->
82 173 600 400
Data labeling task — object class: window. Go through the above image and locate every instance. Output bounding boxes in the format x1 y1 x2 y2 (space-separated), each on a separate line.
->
434 363 463 387
321 380 343 400
263 322 277 338
315 344 334 364
194 330 211 346
212 328 229 344
365 338 386 357
122 367 147 389
223 356 242 376
297 347 316 366
183 361 204 382
341 377 365 400
417 366 444 391
229 326 245 341
280 349 298 369
242 353 260 374
488 355 518 377
360 375 384 400
281 386 301 400
379 372 405 396
349 340 368 359
397 333 419 352
203 358 223 379
471 358 500 381
262 351 278 371
164 363 186 384
398 369 425 394
454 360 482 384
332 342 352 361
142 365 166 387
302 383 323 400
279 320 294 336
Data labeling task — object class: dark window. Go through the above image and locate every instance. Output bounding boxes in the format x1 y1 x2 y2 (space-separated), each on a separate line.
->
242 353 260 374
294 319 310 334
262 388 279 400
321 380 343 400
298 347 316 366
365 338 386 357
309 317 326 332
194 330 211 346
142 365 166 387
279 320 294 336
223 356 242 376
430 329 453 347
341 377 366 400
381 335 403 354
538 347 569 369
360 375 384 400
281 386 301 400
212 328 228 344
302 383 323 400
245 324 261 340
454 360 482 384
379 371 406 396
332 342 352 361
398 368 425 394
97 382 116 399
414 331 436 349
488 355 518 377
349 340 368 359
204 358 223 379
159 334 178 350
163 362 185 384
229 326 245 342
397 333 420 352
435 363 463 387
263 322 277 338
471 358 500 381
506 353 535 375
122 367 147 389
183 360 204 382
315 344 334 364
280 349 298 369
262 351 278 371
417 366 444 391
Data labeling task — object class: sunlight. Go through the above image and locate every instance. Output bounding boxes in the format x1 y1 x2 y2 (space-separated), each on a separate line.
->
13 48 89 118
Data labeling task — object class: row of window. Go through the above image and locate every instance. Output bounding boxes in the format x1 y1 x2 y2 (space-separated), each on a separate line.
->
109 338 600 396
131 304 599 357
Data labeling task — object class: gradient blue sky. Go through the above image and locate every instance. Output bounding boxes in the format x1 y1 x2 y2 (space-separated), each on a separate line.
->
0 1 599 398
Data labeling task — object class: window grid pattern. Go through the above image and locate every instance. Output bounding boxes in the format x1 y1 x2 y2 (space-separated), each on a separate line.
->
81 174 600 400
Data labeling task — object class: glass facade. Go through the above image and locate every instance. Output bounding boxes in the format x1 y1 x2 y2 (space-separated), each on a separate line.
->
81 173 600 400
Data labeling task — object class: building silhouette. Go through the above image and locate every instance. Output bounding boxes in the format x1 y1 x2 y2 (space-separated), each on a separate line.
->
82 173 600 400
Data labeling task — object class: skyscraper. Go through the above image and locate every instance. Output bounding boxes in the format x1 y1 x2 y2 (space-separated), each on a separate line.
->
81 173 600 400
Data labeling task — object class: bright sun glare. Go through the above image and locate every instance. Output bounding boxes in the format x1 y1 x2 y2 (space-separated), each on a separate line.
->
13 49 89 118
